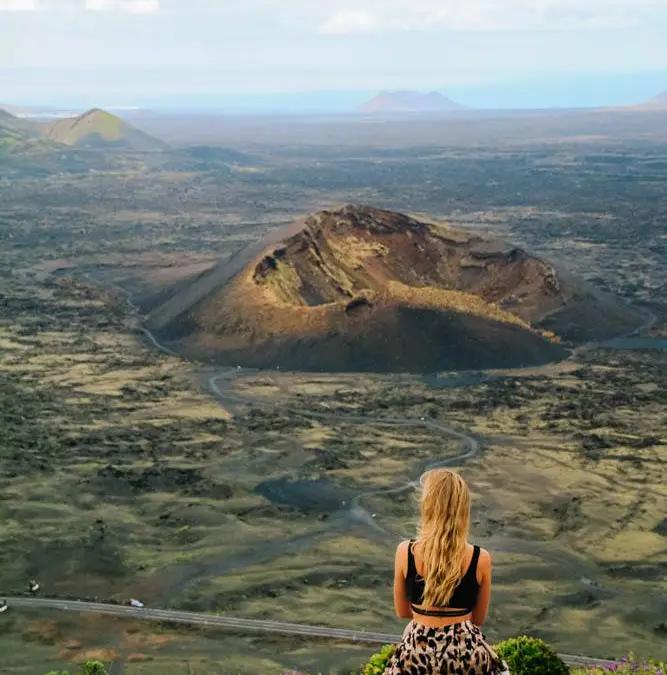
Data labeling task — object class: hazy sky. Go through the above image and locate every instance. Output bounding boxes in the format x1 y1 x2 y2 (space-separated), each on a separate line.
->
2 0 667 109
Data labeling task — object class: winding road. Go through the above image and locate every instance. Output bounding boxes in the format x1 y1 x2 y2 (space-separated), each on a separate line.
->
209 368 482 535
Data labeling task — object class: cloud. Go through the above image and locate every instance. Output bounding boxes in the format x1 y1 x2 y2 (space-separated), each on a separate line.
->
0 0 37 9
318 0 667 34
2 0 664 27
85 0 159 12
320 9 375 34
0 0 159 10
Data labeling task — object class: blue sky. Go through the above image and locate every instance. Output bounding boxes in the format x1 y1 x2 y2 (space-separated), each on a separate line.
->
1 0 667 110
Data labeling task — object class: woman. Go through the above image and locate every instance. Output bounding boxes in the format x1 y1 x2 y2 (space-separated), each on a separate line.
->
384 468 506 675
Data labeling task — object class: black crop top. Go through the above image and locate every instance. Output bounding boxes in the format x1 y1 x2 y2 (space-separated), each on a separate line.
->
405 540 480 617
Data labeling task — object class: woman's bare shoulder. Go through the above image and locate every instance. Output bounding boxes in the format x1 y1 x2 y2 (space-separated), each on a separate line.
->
394 539 411 571
477 546 492 568
396 539 411 555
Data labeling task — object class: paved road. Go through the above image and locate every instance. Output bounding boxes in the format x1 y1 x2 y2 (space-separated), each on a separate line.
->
5 596 399 642
3 597 616 667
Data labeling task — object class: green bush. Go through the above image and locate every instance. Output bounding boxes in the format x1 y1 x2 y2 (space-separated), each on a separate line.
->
495 636 569 675
44 662 108 675
360 636 573 675
361 644 395 675
571 653 666 674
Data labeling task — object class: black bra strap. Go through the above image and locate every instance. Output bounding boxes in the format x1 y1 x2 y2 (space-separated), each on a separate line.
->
468 545 481 577
410 604 472 617
406 539 417 577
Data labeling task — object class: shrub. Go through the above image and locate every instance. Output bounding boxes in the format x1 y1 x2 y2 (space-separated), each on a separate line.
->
571 654 666 674
44 662 109 675
360 641 666 675
81 663 108 675
361 644 395 675
493 636 569 675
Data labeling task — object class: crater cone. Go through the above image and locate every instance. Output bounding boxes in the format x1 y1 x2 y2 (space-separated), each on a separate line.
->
147 205 639 372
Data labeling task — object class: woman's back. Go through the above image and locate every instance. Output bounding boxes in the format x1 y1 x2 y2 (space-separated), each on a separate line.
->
406 539 481 615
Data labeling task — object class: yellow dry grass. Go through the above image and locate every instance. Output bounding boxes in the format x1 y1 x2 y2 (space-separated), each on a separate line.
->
330 235 389 266
384 280 531 329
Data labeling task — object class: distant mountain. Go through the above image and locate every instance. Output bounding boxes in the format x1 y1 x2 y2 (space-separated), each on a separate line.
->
639 91 667 109
359 91 465 113
41 108 164 150
0 108 56 156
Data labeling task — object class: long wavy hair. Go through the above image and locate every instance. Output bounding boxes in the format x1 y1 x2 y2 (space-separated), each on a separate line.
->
416 468 471 607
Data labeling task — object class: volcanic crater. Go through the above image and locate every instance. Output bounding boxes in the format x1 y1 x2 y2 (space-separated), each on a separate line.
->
147 206 639 372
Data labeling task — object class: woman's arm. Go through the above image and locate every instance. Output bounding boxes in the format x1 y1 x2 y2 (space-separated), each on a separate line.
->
393 540 412 619
472 548 492 626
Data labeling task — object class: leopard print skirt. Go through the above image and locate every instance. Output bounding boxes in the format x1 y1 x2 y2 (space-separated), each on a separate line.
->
383 620 507 675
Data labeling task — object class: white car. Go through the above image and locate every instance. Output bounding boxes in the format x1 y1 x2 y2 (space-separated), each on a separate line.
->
129 598 145 608
0 600 7 613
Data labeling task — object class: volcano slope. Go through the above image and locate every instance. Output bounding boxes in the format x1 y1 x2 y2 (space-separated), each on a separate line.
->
147 206 638 372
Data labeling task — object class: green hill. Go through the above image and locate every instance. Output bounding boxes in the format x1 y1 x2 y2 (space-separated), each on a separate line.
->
41 108 164 150
0 108 55 155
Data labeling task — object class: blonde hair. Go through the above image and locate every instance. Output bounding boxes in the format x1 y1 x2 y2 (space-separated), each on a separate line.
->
416 468 471 607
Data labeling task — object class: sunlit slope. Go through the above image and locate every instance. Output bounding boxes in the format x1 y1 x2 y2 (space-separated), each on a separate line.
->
42 108 164 149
